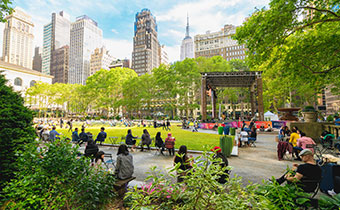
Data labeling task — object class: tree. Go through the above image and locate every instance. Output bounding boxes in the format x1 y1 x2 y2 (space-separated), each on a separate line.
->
0 74 35 191
0 0 13 23
234 0 340 108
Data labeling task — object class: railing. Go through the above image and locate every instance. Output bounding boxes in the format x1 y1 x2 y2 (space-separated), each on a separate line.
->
323 124 340 138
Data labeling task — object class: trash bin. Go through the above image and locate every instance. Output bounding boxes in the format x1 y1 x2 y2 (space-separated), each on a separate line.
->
218 126 224 135
223 126 230 135
220 136 233 157
230 127 236 136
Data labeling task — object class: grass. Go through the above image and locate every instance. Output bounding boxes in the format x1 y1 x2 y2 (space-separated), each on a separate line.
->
55 123 226 151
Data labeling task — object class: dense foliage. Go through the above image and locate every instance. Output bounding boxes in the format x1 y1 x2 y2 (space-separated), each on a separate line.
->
2 139 116 209
125 152 312 210
0 0 13 23
26 58 249 119
0 74 35 192
234 0 340 110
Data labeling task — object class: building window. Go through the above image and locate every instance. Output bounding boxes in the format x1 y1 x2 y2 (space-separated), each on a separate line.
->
30 80 36 87
14 77 23 86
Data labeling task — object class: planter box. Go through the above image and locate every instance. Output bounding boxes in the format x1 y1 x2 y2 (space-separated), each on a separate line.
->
302 112 317 122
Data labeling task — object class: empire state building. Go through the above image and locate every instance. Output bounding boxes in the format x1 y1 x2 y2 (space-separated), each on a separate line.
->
180 15 194 61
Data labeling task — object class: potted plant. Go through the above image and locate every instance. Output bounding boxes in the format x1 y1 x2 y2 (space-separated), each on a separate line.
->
302 106 317 122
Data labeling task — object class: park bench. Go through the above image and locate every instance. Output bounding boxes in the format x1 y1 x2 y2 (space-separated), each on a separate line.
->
114 176 136 197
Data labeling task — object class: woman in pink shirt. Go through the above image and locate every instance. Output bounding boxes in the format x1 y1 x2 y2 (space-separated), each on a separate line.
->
296 132 316 154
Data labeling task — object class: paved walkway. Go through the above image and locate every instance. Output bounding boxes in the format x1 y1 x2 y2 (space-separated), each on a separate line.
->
79 133 298 186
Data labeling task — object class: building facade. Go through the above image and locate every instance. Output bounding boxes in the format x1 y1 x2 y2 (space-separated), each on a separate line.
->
159 45 169 65
69 15 103 84
0 60 52 93
50 45 69 84
32 47 42 72
132 9 160 76
109 58 130 69
2 8 34 69
89 47 114 76
180 16 194 61
42 11 70 78
194 24 246 61
42 23 52 75
325 87 340 114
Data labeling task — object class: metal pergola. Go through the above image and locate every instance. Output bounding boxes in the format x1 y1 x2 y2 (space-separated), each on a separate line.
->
200 71 264 121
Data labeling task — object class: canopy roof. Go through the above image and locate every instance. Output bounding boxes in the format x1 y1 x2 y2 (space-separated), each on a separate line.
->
201 71 262 88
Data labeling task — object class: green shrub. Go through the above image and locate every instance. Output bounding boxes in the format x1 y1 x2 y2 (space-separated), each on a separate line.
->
125 152 274 209
174 116 180 121
2 139 116 209
115 115 121 120
326 115 334 122
319 193 340 210
303 106 315 112
0 74 36 191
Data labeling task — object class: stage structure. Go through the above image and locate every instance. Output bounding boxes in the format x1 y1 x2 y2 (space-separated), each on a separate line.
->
201 71 264 121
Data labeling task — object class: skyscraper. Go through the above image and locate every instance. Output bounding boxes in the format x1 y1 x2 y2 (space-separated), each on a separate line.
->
32 47 42 72
2 8 34 69
42 23 52 74
180 15 194 61
90 47 114 76
69 15 103 84
42 11 70 78
51 45 69 84
132 9 160 76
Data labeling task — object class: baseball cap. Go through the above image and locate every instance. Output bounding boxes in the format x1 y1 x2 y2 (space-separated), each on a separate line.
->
299 149 313 156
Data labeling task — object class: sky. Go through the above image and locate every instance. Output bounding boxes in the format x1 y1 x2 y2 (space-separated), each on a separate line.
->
0 0 269 63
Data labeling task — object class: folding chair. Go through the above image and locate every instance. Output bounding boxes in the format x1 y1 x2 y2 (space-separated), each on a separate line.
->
248 137 256 147
103 153 115 169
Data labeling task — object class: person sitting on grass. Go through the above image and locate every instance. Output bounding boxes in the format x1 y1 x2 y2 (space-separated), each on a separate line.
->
95 127 107 145
174 145 193 183
125 129 138 152
115 144 134 180
141 129 152 151
165 133 176 156
155 132 165 155
274 149 322 193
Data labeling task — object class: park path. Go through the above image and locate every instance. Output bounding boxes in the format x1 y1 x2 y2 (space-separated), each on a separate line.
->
80 133 298 186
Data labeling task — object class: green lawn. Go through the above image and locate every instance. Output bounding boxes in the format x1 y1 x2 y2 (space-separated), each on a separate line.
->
55 123 224 151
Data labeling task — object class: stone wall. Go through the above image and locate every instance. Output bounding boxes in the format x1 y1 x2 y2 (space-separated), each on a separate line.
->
288 122 333 143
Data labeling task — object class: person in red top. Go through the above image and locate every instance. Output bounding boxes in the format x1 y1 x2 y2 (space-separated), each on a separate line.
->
165 133 176 156
296 132 316 154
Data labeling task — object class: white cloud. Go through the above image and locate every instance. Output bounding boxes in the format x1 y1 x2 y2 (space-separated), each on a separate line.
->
103 38 132 60
111 29 118 34
164 45 180 63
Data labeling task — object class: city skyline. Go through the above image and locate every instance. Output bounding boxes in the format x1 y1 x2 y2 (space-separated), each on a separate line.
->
0 0 269 63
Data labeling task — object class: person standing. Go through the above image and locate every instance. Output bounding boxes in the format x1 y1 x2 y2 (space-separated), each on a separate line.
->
165 133 176 156
166 119 171 131
95 127 107 145
60 118 63 128
67 119 73 132
72 128 80 143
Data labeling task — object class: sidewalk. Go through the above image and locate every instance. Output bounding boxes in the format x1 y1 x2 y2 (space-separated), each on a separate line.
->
79 133 297 185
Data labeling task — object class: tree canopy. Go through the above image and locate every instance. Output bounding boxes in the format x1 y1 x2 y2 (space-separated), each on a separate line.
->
234 0 340 110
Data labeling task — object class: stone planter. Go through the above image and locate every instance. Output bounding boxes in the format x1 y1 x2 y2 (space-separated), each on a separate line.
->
302 112 317 122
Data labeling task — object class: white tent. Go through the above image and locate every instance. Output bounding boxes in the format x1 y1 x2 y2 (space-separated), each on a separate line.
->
264 111 279 121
